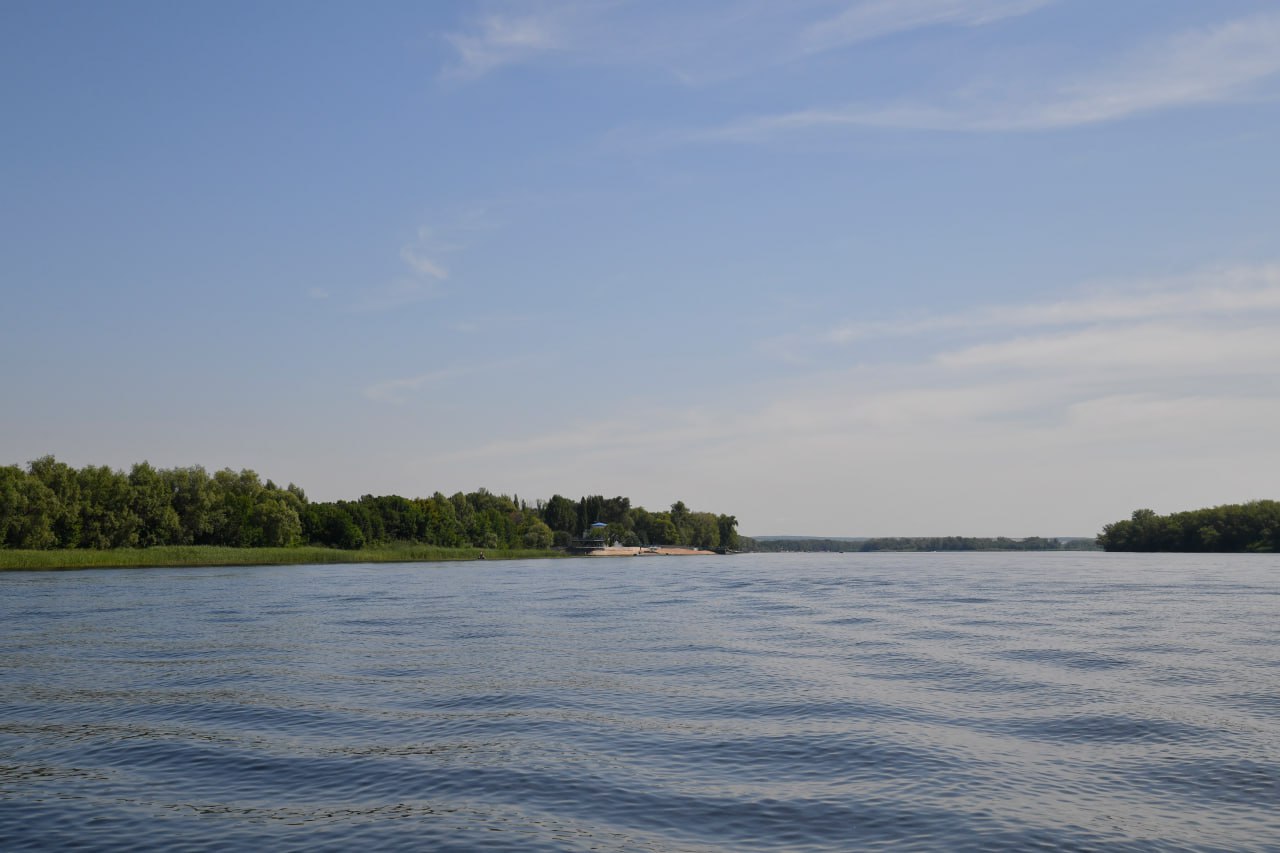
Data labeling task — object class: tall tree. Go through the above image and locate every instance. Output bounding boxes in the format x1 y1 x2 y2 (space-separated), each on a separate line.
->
541 494 578 535
129 462 180 547
28 456 82 547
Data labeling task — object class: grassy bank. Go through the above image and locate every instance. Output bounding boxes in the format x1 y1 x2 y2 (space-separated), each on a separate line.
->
0 544 568 571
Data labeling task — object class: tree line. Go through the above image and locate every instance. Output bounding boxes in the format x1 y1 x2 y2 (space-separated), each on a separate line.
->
0 456 738 552
1097 501 1280 552
744 536 1097 552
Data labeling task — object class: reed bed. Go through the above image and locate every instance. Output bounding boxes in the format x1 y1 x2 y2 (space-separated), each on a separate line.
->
0 544 566 571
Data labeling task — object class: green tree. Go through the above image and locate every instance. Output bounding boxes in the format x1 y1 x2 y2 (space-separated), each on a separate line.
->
521 517 554 549
1098 501 1280 552
162 466 214 545
687 512 720 550
670 501 690 544
419 492 464 547
129 462 181 546
303 503 365 549
577 495 606 534
77 464 140 548
0 465 24 547
601 496 632 527
0 465 57 549
541 494 579 535
250 494 303 547
207 469 267 546
716 514 739 551
0 456 748 557
649 515 679 545
28 455 82 547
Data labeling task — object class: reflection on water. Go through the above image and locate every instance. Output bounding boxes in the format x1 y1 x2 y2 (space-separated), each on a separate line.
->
1 553 1278 851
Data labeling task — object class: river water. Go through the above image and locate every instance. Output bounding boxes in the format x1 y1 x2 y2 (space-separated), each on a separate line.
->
1 553 1278 851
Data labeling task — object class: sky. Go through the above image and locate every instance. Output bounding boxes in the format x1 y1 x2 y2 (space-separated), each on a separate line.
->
3 0 1279 537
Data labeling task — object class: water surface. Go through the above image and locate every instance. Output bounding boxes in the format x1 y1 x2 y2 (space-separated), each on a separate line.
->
2 553 1278 850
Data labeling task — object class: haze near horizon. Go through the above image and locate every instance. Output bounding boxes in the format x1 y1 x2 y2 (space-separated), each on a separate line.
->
3 1 1278 538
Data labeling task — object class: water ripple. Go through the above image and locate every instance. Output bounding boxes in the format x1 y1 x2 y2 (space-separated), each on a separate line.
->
2 553 1278 850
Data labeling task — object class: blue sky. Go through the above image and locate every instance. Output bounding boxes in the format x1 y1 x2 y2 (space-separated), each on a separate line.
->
3 0 1279 536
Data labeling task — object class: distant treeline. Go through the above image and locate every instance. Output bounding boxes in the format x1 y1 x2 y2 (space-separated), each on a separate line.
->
1097 501 1279 552
745 536 1098 552
0 456 738 552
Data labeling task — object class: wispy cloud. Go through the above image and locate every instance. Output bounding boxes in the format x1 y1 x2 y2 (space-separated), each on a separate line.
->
351 226 453 312
818 265 1280 345
420 263 1280 532
400 225 451 281
400 249 448 281
363 367 467 404
442 5 581 79
937 321 1280 374
699 12 1280 138
796 0 1052 56
440 0 1052 83
364 359 521 403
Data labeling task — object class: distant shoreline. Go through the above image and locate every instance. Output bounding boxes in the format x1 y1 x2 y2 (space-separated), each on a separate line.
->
576 545 717 557
0 543 1107 571
0 545 569 572
744 535 1101 553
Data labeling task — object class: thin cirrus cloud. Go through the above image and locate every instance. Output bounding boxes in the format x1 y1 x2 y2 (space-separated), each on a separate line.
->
364 358 525 404
435 264 1280 465
852 265 1280 384
363 367 468 404
351 227 450 313
407 262 1280 534
794 0 1053 56
817 265 1280 345
442 6 578 79
699 11 1280 138
398 226 451 282
399 247 449 281
936 322 1280 374
441 0 1054 81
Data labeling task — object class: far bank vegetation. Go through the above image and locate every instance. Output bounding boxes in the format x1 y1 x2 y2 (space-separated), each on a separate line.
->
1097 501 1280 552
0 456 739 555
746 536 1099 552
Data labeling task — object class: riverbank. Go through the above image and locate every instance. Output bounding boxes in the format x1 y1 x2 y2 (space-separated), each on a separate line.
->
580 545 718 557
0 544 568 571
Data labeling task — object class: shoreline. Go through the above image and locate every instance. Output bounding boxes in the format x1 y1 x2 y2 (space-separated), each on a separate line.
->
578 545 717 557
0 543 721 571
0 545 569 572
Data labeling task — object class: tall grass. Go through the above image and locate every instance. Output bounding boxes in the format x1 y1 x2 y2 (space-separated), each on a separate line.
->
0 543 567 571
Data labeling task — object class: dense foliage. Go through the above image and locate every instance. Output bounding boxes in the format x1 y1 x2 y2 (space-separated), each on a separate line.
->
1097 502 1280 552
0 456 738 552
745 536 1098 552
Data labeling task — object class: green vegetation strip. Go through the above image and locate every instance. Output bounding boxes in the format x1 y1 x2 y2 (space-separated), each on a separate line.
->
0 544 567 571
1097 500 1280 552
2 457 740 554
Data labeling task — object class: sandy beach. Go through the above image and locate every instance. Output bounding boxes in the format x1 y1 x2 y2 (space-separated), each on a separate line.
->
582 546 717 557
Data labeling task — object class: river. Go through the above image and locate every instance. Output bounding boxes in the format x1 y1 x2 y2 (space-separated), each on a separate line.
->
2 552 1277 850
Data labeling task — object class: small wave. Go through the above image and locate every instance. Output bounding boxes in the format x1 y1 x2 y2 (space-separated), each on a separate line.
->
1135 758 1280 806
997 648 1133 670
820 616 877 626
1001 712 1210 744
